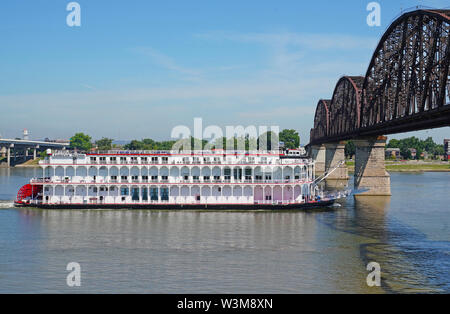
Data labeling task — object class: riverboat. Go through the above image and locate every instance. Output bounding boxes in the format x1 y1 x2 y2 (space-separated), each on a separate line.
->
15 149 349 209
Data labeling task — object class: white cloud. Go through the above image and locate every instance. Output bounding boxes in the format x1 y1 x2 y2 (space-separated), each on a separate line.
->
132 47 203 81
195 31 378 51
0 77 329 109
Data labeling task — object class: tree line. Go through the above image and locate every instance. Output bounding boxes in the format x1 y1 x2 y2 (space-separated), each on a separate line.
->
345 136 445 160
69 129 301 152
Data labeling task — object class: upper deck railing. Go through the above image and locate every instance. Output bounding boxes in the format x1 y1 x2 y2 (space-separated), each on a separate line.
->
43 150 311 166
51 150 285 156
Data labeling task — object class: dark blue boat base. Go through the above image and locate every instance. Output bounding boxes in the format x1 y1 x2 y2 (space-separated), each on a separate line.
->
16 200 336 210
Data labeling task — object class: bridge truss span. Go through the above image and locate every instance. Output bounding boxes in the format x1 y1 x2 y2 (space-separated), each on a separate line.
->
310 10 450 145
311 99 330 141
329 76 364 137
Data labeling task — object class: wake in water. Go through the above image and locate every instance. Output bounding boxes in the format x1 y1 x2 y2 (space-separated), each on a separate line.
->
0 201 15 208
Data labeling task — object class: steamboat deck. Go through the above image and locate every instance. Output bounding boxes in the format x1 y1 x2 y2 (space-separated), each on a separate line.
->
15 149 347 209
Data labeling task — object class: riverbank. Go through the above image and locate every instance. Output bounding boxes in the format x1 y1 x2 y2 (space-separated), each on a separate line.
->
346 161 450 173
12 159 42 168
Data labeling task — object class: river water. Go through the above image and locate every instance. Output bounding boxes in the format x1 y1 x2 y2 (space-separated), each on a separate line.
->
0 167 448 293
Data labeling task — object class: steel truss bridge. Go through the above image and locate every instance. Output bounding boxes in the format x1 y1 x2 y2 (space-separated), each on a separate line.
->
310 9 450 145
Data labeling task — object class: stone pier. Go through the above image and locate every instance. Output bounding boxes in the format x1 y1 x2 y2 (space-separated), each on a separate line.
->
310 144 326 174
354 136 391 196
7 145 11 167
324 142 348 180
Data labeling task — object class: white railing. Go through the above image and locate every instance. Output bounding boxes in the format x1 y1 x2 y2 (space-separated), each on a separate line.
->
31 177 311 185
39 159 310 166
51 149 285 156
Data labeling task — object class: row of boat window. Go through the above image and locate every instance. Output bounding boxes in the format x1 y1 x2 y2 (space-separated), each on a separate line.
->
120 187 169 201
44 186 170 201
88 174 301 181
89 156 269 163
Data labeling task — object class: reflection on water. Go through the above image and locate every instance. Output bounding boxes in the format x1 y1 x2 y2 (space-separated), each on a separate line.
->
318 194 450 293
0 168 449 293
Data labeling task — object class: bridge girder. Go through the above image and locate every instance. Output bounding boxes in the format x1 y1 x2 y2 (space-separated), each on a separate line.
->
310 9 450 145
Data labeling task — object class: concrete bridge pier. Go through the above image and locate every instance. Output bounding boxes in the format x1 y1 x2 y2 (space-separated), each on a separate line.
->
324 142 348 180
310 144 326 174
354 136 391 196
7 144 12 167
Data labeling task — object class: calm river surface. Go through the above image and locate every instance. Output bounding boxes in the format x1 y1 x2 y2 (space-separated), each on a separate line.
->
0 167 449 293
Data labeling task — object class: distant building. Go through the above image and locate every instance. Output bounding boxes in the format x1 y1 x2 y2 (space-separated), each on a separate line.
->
408 148 417 159
385 148 401 159
445 139 450 161
421 151 429 160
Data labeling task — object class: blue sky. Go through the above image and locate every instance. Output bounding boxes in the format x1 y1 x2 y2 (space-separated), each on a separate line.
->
0 0 449 144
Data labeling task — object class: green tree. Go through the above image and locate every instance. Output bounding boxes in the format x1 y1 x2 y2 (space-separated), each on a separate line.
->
400 147 412 160
39 150 48 158
433 145 445 158
70 133 92 151
386 136 441 160
345 141 355 159
95 137 113 151
387 139 401 148
279 129 300 149
124 140 145 150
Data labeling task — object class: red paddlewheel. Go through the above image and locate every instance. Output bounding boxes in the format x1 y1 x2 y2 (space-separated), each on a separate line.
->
16 184 42 203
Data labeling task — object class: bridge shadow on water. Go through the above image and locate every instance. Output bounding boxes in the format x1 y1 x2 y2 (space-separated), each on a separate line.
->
316 187 450 294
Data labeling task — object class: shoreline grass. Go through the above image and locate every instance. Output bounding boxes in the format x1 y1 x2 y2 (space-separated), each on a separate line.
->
346 161 450 172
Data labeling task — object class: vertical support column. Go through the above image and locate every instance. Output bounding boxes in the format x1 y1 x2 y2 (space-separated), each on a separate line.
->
33 145 39 160
324 142 348 180
354 136 391 196
7 146 11 167
310 144 326 174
